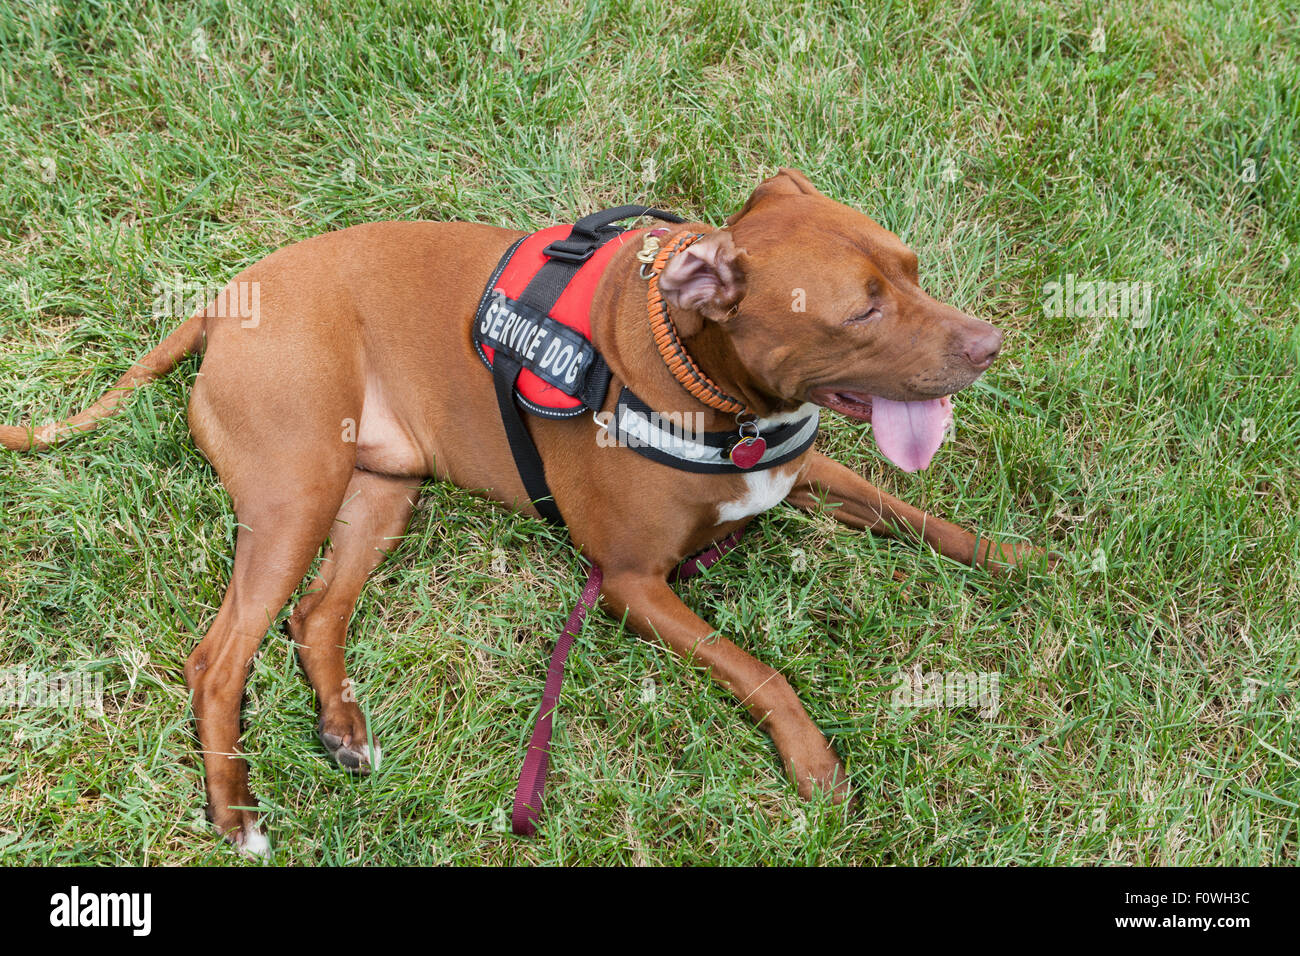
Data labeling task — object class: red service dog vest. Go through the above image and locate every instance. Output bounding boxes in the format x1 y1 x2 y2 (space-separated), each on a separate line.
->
473 223 643 418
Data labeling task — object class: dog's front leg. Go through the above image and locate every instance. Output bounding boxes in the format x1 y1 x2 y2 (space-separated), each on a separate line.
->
786 451 1041 573
600 570 850 802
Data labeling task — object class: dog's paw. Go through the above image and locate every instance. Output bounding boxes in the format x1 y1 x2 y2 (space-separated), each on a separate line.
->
800 762 854 808
986 540 1057 577
235 827 271 859
209 797 269 858
318 717 380 773
786 739 854 807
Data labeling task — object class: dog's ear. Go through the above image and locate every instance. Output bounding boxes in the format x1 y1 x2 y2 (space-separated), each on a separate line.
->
658 229 748 336
726 167 823 225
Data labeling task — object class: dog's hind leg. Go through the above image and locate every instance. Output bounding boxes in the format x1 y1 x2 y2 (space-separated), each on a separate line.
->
183 452 354 853
183 356 360 852
287 469 418 773
184 468 352 853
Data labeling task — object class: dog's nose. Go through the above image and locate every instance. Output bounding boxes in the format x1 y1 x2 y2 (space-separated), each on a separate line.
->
962 327 1002 371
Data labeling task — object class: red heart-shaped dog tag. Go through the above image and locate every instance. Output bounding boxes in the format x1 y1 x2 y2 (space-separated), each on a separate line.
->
729 436 767 469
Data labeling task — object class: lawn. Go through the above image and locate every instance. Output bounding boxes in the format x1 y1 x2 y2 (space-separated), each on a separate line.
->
0 0 1297 865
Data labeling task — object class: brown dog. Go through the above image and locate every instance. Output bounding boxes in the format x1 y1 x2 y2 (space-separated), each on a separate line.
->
2 168 1037 853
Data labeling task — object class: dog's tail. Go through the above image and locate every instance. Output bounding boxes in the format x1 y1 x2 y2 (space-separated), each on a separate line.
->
1 315 206 452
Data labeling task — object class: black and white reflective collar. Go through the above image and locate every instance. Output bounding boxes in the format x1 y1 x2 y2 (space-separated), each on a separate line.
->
600 388 819 474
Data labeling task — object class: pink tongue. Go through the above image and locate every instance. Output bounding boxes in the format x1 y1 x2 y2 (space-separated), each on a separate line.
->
870 396 952 472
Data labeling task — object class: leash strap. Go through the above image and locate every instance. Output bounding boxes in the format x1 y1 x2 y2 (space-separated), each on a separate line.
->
511 528 744 836
668 528 744 583
510 561 603 837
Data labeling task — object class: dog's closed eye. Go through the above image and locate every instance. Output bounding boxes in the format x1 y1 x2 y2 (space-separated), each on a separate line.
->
844 306 883 326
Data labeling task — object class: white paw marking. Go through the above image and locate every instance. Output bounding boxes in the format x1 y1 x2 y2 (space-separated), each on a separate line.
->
368 743 382 771
716 466 800 523
239 828 270 857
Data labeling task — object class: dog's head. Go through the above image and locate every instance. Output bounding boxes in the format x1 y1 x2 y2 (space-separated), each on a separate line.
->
656 168 1002 472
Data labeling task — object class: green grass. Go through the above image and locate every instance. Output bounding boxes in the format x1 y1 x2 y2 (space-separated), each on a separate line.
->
1 0 1298 865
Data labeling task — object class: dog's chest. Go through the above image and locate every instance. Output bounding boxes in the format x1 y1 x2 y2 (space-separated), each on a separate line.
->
716 465 801 523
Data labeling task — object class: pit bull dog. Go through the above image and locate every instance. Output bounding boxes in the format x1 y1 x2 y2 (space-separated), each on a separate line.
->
2 168 1040 853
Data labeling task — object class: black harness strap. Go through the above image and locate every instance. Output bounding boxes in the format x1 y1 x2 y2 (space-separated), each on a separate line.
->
491 255 586 526
492 354 565 526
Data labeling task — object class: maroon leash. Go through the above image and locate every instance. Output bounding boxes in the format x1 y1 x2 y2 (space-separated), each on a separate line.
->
511 529 744 836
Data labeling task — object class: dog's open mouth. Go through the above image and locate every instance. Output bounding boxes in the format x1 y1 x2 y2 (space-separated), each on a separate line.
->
810 388 953 473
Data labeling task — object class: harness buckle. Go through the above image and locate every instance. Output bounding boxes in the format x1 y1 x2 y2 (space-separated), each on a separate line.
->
543 224 625 264
541 239 597 264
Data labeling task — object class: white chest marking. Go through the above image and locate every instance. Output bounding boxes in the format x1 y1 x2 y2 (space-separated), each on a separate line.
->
758 402 819 428
716 466 800 523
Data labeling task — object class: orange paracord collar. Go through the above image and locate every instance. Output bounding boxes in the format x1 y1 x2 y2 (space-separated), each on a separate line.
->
645 232 749 417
